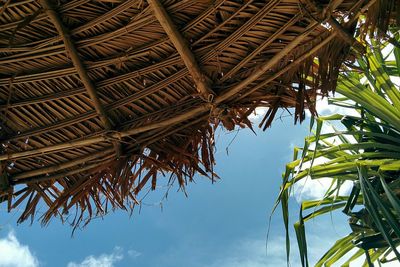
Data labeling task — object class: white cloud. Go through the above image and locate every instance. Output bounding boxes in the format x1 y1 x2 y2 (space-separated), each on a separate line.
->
0 231 39 267
288 155 353 203
204 234 339 267
67 247 123 267
292 177 353 202
205 232 346 267
248 107 268 120
127 249 141 259
306 96 359 118
290 95 359 202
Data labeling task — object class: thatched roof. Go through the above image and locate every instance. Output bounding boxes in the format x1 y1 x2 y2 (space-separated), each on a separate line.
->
0 0 396 226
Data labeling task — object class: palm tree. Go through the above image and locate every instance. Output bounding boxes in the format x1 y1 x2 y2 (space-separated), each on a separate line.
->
277 36 400 266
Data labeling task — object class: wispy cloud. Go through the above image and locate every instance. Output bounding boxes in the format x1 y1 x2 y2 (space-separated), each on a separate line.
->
205 223 397 267
204 233 340 267
206 237 285 267
205 232 341 267
67 247 124 267
127 249 141 259
0 230 39 267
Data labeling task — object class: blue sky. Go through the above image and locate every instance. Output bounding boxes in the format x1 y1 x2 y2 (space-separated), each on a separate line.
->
0 107 358 267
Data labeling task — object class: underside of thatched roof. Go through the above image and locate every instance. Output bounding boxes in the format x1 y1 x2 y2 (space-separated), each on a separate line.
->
0 0 397 226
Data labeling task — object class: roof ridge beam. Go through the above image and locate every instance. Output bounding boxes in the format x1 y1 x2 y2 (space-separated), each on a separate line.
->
147 0 215 101
38 0 121 157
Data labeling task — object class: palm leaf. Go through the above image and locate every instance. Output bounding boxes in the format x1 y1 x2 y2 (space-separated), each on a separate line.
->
277 32 400 266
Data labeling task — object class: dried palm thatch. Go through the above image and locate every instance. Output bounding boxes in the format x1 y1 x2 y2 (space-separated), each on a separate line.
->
0 0 397 226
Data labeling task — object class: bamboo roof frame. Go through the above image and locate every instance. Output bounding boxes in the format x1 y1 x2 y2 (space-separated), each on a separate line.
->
0 0 397 226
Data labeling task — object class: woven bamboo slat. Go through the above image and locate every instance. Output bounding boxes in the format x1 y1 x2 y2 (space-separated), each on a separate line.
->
0 0 397 226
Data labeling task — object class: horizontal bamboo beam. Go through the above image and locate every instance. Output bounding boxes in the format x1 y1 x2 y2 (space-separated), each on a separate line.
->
0 102 210 161
147 0 215 100
12 148 114 180
21 158 114 185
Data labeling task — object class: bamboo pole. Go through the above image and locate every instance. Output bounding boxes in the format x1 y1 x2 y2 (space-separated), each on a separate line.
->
215 20 319 104
20 159 114 185
0 103 210 161
12 148 114 180
147 0 215 100
220 13 302 83
238 34 338 101
303 0 365 54
3 111 98 143
1 136 107 160
327 17 366 54
39 0 111 129
38 0 121 157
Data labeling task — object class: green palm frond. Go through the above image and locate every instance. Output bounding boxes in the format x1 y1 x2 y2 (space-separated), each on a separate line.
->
277 34 400 266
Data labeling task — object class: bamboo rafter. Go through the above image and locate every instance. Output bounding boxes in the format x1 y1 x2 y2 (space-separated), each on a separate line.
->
38 0 121 157
147 0 215 100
